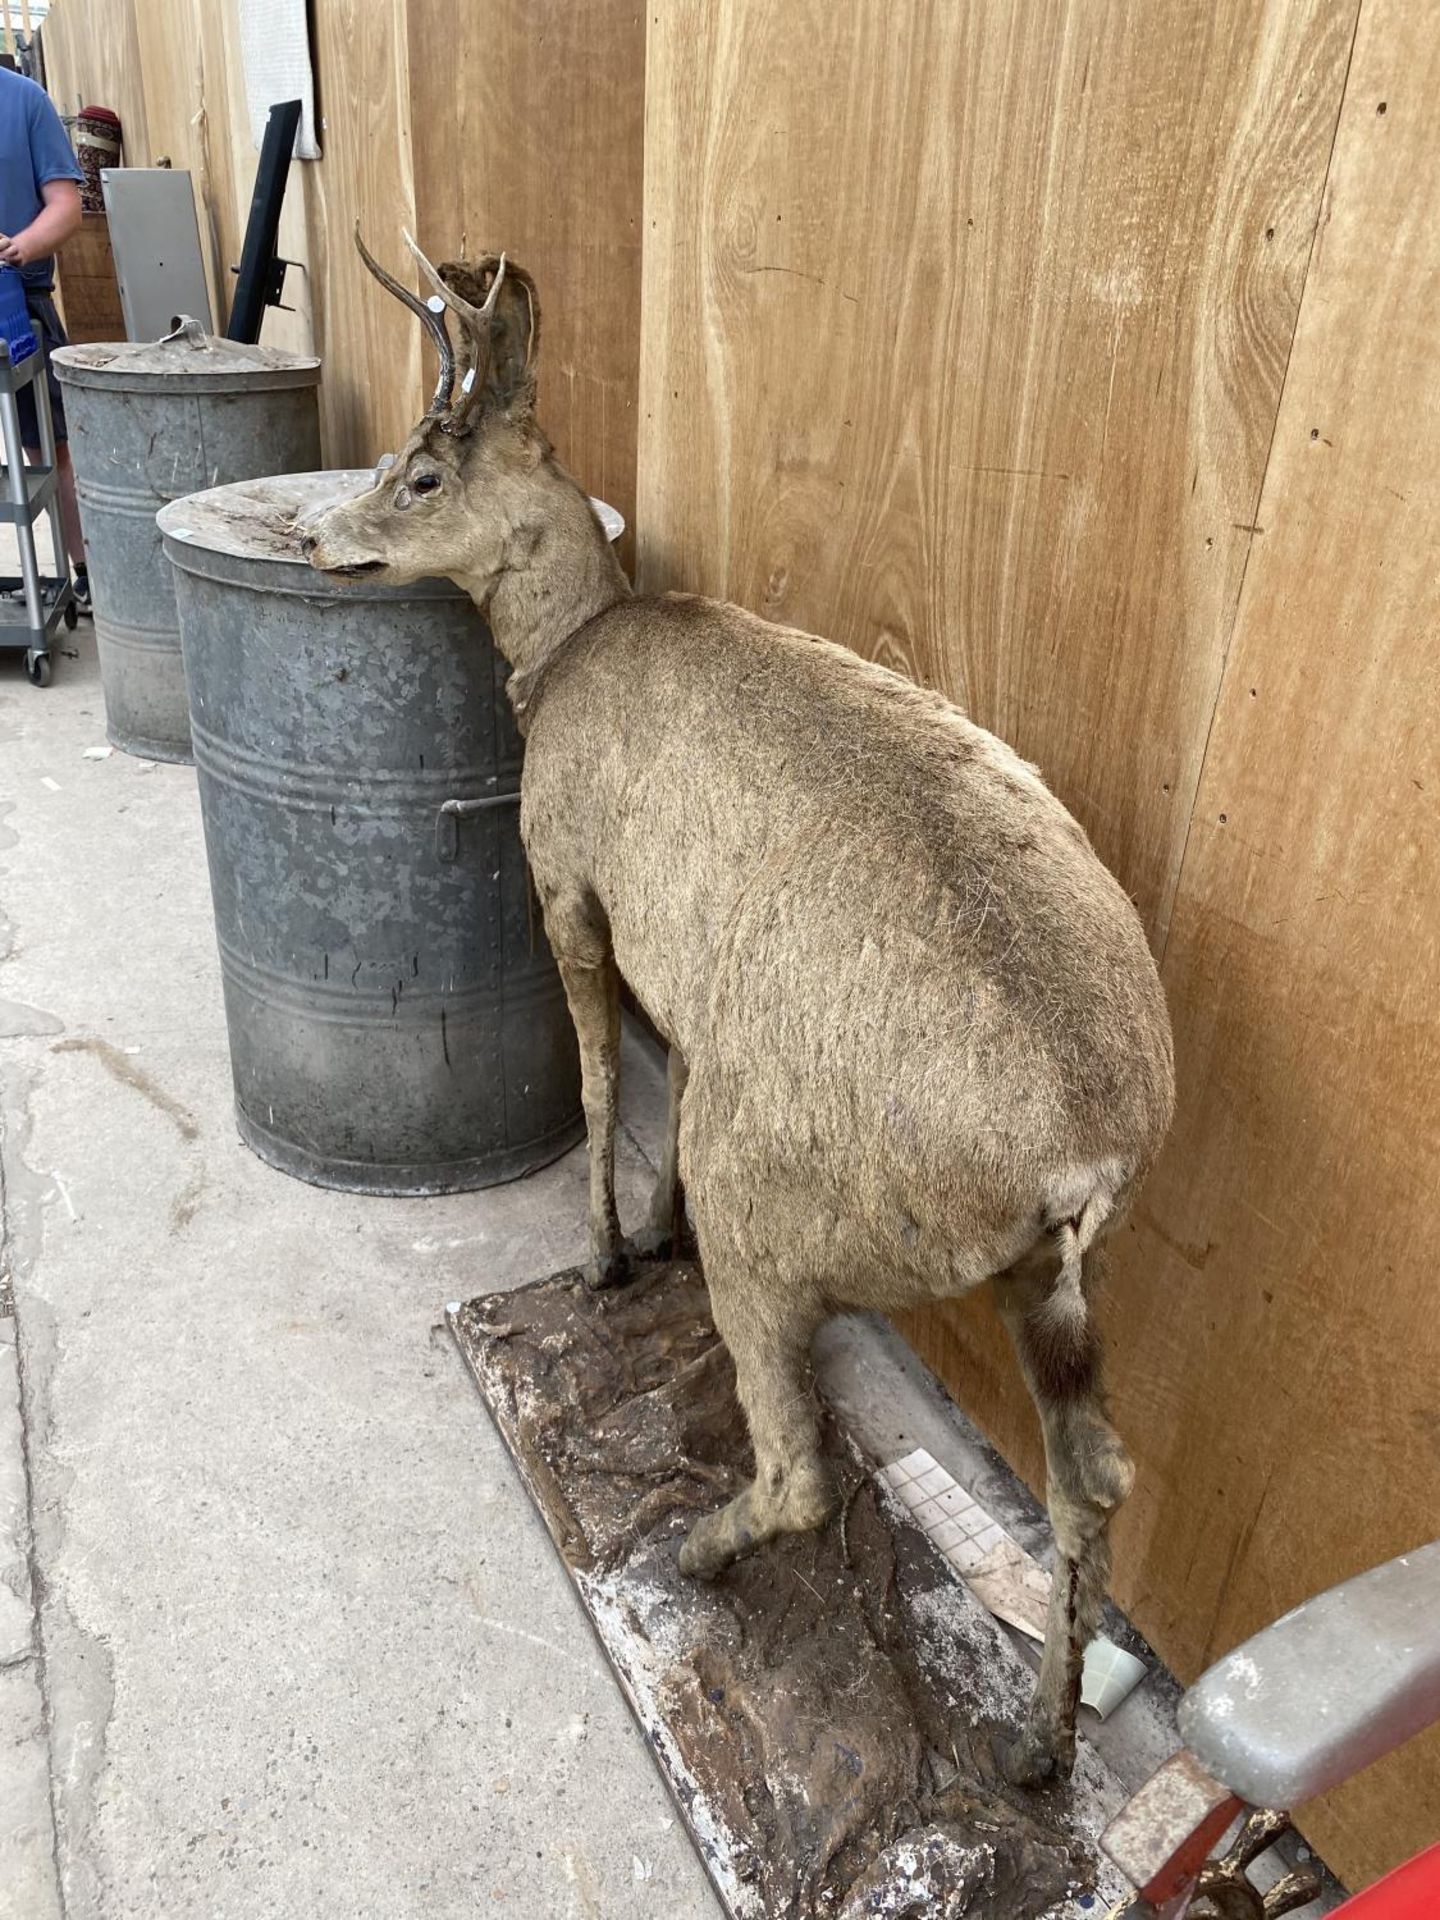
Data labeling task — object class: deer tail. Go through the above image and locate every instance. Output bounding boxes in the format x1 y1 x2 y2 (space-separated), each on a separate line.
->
1038 1171 1124 1349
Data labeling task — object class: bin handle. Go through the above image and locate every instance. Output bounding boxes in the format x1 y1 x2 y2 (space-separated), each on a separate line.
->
159 314 211 348
436 790 520 863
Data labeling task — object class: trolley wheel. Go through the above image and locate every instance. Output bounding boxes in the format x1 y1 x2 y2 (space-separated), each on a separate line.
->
63 599 79 630
25 649 52 687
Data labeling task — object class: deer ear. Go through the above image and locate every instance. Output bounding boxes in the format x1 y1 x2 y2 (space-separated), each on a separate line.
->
439 256 540 416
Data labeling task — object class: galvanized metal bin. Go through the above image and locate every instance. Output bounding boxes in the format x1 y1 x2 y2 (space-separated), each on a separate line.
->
158 470 619 1195
53 328 320 762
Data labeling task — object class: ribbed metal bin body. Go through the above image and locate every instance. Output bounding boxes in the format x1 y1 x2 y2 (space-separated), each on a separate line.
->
158 472 587 1194
54 338 320 762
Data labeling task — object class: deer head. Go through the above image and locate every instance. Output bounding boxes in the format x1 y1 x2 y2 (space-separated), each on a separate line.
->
304 228 550 592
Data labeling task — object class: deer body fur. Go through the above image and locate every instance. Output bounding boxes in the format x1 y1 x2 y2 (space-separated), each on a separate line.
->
307 238 1175 1787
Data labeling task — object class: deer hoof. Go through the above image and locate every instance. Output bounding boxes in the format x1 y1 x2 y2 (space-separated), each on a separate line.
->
678 1506 753 1580
626 1222 676 1261
627 1218 697 1264
584 1247 635 1292
995 1723 1072 1790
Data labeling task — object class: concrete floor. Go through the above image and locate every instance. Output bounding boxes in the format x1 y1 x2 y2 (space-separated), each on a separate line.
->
0 607 1338 1919
0 618 722 1917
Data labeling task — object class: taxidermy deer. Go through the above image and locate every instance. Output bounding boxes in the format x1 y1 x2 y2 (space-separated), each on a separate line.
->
306 230 1175 1788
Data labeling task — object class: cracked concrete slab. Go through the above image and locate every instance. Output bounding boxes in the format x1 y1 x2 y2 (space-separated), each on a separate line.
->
1 1302 60 1920
0 626 719 1919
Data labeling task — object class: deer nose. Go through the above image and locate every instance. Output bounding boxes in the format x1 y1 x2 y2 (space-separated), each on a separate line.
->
298 531 318 558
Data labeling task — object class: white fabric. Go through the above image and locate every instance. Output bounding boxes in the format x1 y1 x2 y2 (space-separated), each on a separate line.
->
237 0 320 161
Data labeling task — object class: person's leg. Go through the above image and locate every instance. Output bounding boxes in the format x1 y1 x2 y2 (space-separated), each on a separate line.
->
21 432 86 584
51 441 84 571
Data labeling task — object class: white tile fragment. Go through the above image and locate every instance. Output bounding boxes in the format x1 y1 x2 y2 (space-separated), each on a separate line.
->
928 1518 966 1552
933 1483 976 1519
947 1536 989 1574
913 1463 953 1500
893 1448 935 1481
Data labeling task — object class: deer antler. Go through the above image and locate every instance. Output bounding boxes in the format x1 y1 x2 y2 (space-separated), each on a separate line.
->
353 222 456 418
402 230 507 433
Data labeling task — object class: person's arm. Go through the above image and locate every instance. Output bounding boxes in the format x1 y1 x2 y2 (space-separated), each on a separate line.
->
0 83 84 270
0 178 83 268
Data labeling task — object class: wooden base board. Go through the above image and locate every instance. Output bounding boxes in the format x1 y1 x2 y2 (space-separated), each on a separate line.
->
450 1260 1129 1919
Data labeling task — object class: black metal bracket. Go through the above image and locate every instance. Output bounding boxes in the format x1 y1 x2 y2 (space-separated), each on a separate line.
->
226 99 303 343
229 254 296 314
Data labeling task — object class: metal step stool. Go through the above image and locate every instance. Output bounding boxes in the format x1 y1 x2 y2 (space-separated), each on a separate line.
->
0 336 77 686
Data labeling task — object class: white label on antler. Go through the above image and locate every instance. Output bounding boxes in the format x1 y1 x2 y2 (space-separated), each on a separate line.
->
461 368 476 394
426 295 445 315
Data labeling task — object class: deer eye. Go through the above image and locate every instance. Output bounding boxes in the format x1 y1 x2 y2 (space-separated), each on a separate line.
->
411 471 442 496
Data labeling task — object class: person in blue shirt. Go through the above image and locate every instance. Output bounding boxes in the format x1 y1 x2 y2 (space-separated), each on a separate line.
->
0 66 87 604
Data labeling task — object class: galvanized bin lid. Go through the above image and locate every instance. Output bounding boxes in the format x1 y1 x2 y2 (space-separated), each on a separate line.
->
158 469 624 595
53 321 320 395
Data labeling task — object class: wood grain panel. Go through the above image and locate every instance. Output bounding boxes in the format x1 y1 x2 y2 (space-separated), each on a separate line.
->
405 0 645 563
127 0 245 328
54 210 124 342
129 0 318 362
1113 0 1439 1882
641 0 1440 1890
40 0 150 165
304 0 422 462
47 0 414 457
907 0 1440 1888
42 0 640 497
639 0 1356 941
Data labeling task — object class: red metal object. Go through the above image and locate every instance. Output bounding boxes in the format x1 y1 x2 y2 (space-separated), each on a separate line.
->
1332 1844 1440 1920
1100 1751 1244 1905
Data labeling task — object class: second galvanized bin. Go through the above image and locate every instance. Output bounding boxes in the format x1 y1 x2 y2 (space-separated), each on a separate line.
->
53 328 321 762
158 470 616 1195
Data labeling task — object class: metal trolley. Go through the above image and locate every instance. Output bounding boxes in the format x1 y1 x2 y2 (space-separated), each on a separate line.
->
0 337 77 686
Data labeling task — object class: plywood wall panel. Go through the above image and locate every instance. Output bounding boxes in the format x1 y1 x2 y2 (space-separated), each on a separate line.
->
41 0 421 461
39 0 150 164
129 0 248 328
41 0 641 487
639 0 1357 940
905 0 1440 1887
641 0 1440 1890
405 0 645 562
1105 0 1440 1881
305 0 422 464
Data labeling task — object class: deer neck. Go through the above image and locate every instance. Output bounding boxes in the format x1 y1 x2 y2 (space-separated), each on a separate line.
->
473 474 630 683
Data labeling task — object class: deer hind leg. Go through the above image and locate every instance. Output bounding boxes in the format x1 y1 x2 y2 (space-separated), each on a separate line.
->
678 1261 834 1578
993 1245 1134 1786
554 951 629 1290
630 1044 691 1261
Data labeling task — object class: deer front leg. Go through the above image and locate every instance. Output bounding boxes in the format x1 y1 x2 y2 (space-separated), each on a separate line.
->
630 1045 691 1261
993 1250 1135 1787
555 952 628 1290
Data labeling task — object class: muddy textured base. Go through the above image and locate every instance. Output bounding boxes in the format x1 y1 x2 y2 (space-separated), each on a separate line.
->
451 1261 1128 1919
